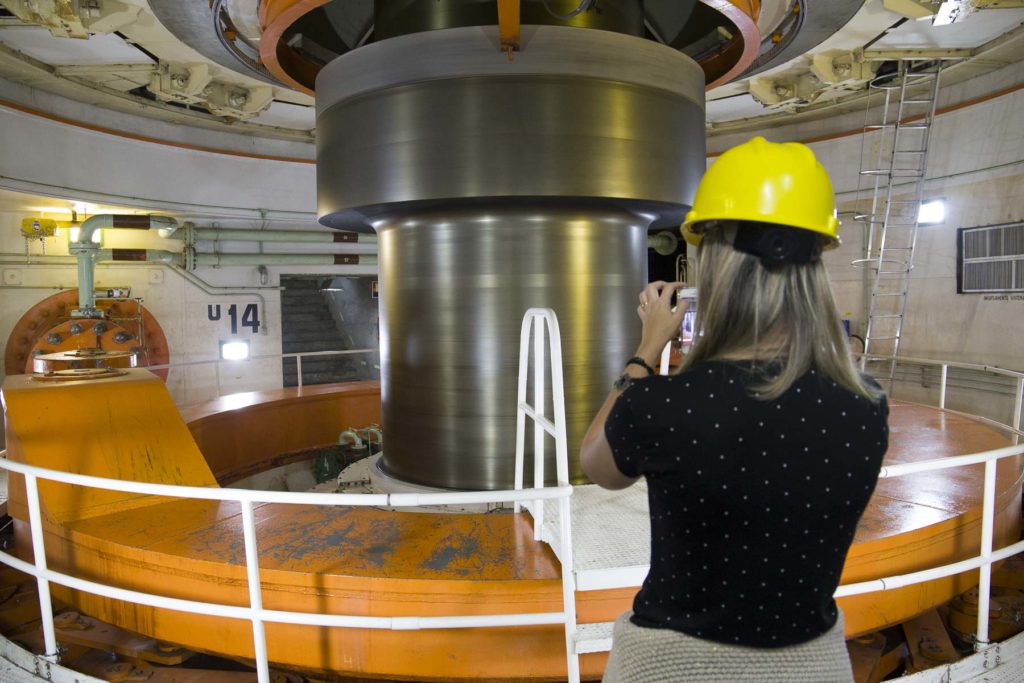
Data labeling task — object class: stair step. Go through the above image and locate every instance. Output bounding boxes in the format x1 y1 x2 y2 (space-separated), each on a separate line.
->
575 622 614 654
284 323 340 335
282 304 331 313
285 316 336 324
283 331 346 342
283 357 369 370
283 344 353 354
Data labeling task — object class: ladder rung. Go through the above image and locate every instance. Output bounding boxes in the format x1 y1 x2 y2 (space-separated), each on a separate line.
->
901 99 935 105
859 170 924 177
865 123 929 130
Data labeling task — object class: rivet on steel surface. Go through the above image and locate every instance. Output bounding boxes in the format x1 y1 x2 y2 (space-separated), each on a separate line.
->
69 323 83 335
114 332 133 343
93 322 107 334
46 333 62 344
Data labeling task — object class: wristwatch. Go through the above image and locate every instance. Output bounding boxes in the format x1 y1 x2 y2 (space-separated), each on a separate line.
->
613 373 634 392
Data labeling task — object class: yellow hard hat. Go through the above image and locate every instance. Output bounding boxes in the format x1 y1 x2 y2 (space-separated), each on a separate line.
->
681 137 840 249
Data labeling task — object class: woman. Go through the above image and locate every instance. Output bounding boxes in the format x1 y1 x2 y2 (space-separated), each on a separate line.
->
581 137 889 683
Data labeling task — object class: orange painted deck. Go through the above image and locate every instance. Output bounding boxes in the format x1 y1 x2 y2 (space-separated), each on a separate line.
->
1 370 1021 681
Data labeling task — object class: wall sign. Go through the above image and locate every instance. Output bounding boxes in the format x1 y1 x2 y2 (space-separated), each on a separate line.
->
207 303 261 333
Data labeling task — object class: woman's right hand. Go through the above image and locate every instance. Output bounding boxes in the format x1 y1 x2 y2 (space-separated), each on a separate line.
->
635 281 689 364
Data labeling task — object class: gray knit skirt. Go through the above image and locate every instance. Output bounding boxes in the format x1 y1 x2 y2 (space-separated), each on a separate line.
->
602 611 853 683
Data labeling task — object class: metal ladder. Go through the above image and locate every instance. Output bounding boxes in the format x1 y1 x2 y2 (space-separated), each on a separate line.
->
853 59 945 390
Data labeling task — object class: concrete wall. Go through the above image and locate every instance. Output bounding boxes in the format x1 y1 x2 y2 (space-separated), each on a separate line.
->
813 86 1024 371
0 92 377 424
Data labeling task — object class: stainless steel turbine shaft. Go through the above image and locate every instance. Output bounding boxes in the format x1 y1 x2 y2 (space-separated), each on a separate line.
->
316 25 705 489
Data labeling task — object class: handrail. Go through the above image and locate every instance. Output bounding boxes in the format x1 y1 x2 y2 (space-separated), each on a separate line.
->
0 455 573 682
861 353 1023 445
861 353 1024 379
511 308 578 683
143 347 378 400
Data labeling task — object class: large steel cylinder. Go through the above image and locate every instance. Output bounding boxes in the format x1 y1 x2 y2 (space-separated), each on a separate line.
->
316 26 705 488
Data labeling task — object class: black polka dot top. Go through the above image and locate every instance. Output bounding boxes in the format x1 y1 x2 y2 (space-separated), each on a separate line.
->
605 360 889 648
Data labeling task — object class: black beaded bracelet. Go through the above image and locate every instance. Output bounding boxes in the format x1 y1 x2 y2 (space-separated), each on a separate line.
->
625 356 656 376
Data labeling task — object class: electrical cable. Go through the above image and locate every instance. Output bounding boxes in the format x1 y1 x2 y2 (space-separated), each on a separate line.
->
541 0 594 21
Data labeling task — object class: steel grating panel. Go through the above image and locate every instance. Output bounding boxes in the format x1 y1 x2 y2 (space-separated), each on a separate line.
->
574 621 614 654
535 483 651 590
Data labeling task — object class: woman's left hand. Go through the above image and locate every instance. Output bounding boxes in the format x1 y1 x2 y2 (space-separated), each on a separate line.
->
636 281 689 363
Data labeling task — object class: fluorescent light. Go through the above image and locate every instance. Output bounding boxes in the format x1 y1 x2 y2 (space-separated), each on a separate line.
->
918 200 945 225
68 226 102 243
220 340 250 361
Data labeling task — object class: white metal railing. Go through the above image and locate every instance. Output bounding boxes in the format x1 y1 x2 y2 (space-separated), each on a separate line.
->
0 309 578 683
0 459 573 682
861 353 1024 445
834 443 1024 651
146 347 378 401
512 308 578 683
2 323 1023 682
849 354 1024 657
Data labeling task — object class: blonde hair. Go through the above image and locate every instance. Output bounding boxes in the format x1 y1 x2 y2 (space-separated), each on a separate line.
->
680 226 882 402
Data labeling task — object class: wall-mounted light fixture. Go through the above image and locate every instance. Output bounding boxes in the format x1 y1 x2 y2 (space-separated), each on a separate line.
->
918 200 946 225
220 340 250 361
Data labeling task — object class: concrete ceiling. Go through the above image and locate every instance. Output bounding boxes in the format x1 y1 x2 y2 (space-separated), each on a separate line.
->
0 0 1020 140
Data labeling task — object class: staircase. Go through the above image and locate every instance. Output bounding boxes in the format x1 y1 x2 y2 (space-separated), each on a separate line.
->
853 59 948 391
279 277 366 387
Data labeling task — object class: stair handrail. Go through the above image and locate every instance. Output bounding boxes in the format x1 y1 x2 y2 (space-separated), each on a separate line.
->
511 307 579 682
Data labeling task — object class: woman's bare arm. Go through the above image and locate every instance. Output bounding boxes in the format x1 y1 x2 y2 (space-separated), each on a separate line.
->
581 281 688 490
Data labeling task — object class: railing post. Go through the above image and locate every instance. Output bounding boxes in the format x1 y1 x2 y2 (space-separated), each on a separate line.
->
240 500 270 683
24 474 59 661
533 319 546 540
1013 376 1023 446
559 494 580 683
939 364 948 410
536 310 579 683
513 314 532 514
296 354 304 390
974 458 997 651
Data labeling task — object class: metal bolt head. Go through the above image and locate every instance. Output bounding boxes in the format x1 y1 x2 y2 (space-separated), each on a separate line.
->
47 332 62 344
92 322 107 334
114 332 132 343
69 323 83 335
